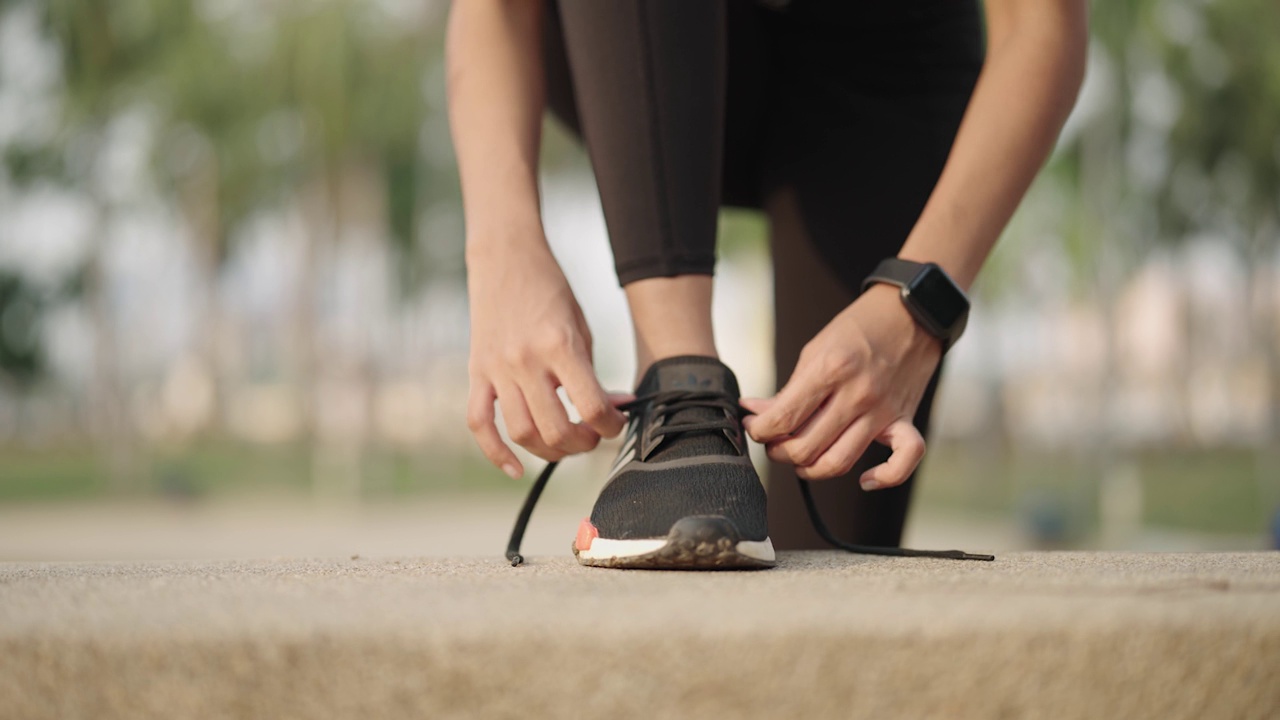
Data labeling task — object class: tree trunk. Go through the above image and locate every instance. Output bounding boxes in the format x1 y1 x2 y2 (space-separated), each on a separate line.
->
86 195 137 489
293 182 321 472
181 149 226 437
1080 97 1129 548
1250 232 1280 544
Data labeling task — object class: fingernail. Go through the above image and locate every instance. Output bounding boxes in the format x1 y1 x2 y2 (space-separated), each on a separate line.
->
503 463 522 480
860 479 880 491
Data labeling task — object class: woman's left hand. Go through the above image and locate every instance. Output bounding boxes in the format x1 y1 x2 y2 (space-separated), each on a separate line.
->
740 283 943 489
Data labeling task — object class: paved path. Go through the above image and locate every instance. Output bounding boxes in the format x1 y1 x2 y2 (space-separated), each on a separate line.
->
2 552 1277 719
1 497 1260 563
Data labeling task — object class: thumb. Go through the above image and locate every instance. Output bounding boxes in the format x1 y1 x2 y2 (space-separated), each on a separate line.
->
742 378 825 443
739 396 774 439
738 397 773 415
859 418 926 491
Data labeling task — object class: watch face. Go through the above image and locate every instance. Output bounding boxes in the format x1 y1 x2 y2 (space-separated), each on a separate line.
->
906 266 968 331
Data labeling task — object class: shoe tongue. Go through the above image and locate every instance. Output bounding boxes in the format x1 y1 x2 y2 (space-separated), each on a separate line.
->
636 356 741 399
635 356 741 461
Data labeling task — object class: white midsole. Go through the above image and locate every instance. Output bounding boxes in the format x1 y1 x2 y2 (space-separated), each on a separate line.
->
578 537 776 563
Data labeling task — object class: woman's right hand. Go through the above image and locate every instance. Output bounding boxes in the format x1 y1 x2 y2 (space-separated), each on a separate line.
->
465 236 628 479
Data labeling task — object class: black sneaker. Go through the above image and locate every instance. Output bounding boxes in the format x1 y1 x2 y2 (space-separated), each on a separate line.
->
571 356 775 569
502 358 993 567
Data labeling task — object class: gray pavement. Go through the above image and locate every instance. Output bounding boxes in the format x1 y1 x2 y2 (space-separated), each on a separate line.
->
2 551 1278 719
0 497 1262 563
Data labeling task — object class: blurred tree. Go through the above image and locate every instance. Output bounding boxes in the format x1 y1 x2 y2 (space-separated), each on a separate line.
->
141 3 290 437
25 0 180 485
1017 0 1280 529
0 270 44 389
1064 0 1280 430
3 0 455 490
267 0 436 491
1053 0 1280 269
0 270 45 446
1139 0 1280 454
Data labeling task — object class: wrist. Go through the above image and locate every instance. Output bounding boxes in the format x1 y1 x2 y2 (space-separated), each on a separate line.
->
861 258 969 351
857 283 943 356
898 227 981 293
464 216 550 265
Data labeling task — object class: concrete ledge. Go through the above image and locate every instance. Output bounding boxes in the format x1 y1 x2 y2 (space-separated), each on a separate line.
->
2 552 1278 719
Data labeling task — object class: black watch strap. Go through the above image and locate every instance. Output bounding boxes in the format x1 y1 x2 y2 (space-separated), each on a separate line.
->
860 258 930 294
861 258 970 351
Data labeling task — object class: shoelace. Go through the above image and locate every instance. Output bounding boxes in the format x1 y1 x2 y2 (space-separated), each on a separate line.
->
505 390 995 565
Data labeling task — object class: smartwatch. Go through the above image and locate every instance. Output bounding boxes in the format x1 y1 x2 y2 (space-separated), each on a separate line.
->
861 258 970 351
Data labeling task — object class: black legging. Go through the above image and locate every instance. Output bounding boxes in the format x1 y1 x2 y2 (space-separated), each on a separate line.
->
543 0 983 549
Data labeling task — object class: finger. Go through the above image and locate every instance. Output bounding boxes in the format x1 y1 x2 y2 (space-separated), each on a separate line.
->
766 399 856 468
745 380 828 444
556 360 627 438
466 381 523 479
739 398 770 439
858 419 926 491
496 380 563 462
523 374 600 455
607 392 636 408
794 414 879 481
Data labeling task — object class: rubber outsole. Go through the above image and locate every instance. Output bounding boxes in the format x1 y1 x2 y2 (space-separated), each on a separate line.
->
574 515 775 570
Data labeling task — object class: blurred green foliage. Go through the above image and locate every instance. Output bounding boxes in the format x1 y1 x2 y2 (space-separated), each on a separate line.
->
917 442 1268 537
981 0 1280 301
0 271 44 387
1094 0 1280 243
6 0 1277 316
5 0 452 284
0 442 515 503
0 439 1264 537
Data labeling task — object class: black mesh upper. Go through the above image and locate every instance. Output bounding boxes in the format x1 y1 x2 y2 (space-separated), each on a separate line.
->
590 356 768 541
590 461 768 541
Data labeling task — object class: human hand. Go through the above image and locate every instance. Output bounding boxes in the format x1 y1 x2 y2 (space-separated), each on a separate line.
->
465 237 627 479
740 284 942 489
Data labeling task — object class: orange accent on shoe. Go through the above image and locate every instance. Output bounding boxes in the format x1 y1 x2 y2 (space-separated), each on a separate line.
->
575 519 598 551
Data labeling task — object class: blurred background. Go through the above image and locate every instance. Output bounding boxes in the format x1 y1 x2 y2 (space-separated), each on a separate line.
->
1 0 1277 560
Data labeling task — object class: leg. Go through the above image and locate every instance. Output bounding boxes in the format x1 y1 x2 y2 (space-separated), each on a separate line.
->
762 1 983 548
625 277 717 384
767 186 943 547
542 2 782 571
551 1 727 380
555 0 726 287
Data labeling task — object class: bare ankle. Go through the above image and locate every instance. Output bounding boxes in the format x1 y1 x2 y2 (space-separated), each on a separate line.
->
625 275 717 384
